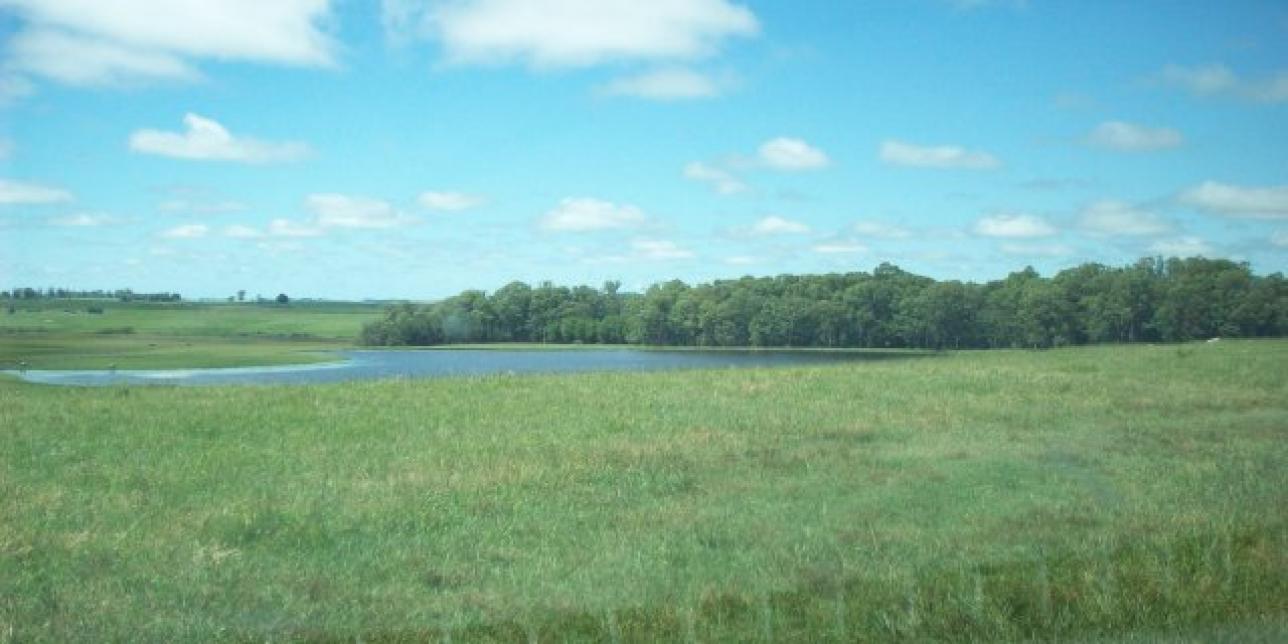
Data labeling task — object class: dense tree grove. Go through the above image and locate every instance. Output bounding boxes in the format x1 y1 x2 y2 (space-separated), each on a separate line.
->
361 257 1287 349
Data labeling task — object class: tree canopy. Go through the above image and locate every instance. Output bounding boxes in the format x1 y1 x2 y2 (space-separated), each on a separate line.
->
361 257 1287 349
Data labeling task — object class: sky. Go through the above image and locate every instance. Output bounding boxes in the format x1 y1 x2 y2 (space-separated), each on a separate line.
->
1 0 1286 300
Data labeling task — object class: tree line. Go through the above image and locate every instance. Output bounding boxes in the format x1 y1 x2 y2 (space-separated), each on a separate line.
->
3 288 182 302
359 257 1287 350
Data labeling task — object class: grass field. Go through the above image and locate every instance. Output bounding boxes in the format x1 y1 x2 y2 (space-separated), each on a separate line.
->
2 339 1285 641
0 300 382 369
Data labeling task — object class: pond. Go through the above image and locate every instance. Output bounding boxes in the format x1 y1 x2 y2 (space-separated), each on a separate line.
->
6 348 925 387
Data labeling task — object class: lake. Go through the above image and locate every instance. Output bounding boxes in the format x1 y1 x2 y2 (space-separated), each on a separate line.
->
6 348 924 387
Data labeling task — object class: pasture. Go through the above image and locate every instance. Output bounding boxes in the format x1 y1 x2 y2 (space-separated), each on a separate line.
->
0 299 382 369
2 339 1285 640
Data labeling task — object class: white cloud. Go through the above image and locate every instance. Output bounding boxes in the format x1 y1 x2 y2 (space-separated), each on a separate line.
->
129 113 310 164
2 0 336 89
223 224 265 239
683 161 746 195
879 140 1000 170
580 238 696 263
601 67 723 100
160 223 208 239
306 193 418 229
758 137 830 171
632 239 694 260
408 0 759 68
999 242 1072 258
268 218 324 238
1161 64 1236 95
1160 64 1288 103
852 220 912 239
219 195 418 241
1179 181 1288 220
1087 121 1183 152
540 197 646 232
1149 236 1215 257
158 198 246 214
0 178 73 204
49 213 114 227
1077 201 1173 237
418 191 485 211
749 215 810 235
257 240 305 254
7 29 198 86
973 213 1057 238
813 240 868 254
0 74 35 103
1271 230 1288 248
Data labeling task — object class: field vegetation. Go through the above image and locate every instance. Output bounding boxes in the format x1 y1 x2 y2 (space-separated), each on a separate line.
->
0 299 381 369
2 339 1285 640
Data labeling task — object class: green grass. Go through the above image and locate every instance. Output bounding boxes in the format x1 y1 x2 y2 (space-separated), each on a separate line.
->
2 340 1285 640
0 299 380 369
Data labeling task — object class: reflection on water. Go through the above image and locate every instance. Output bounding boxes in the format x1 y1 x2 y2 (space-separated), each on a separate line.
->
6 348 926 387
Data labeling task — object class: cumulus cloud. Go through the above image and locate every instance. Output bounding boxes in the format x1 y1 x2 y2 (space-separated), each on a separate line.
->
683 161 746 195
1179 181 1288 220
2 0 337 90
394 0 758 68
999 242 1072 258
879 140 1000 170
758 137 830 171
579 238 696 263
7 29 198 86
0 178 73 204
540 197 647 232
1077 201 1173 236
268 218 325 237
1087 121 1183 152
306 193 418 229
749 215 810 235
1159 64 1288 103
1149 236 1215 257
158 198 247 215
129 113 310 163
852 220 913 239
1271 230 1288 248
222 224 265 239
221 194 417 241
631 239 695 260
973 213 1057 238
49 213 115 227
418 191 485 211
813 240 867 254
0 74 35 103
160 223 209 239
601 67 723 100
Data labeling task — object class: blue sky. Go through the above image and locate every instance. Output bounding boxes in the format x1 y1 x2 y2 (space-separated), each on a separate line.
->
2 0 1286 300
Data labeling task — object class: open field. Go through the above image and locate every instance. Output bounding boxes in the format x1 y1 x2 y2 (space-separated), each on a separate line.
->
2 340 1285 640
0 300 382 369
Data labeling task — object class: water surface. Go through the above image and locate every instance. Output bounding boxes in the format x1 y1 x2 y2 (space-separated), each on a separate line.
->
6 348 922 387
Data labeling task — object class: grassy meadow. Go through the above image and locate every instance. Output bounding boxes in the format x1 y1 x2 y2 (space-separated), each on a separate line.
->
0 299 382 369
2 338 1285 640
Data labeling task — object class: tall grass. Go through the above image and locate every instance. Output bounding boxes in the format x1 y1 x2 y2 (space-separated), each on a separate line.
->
1 341 1285 640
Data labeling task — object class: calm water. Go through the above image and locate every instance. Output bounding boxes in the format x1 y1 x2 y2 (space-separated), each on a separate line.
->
7 348 922 387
